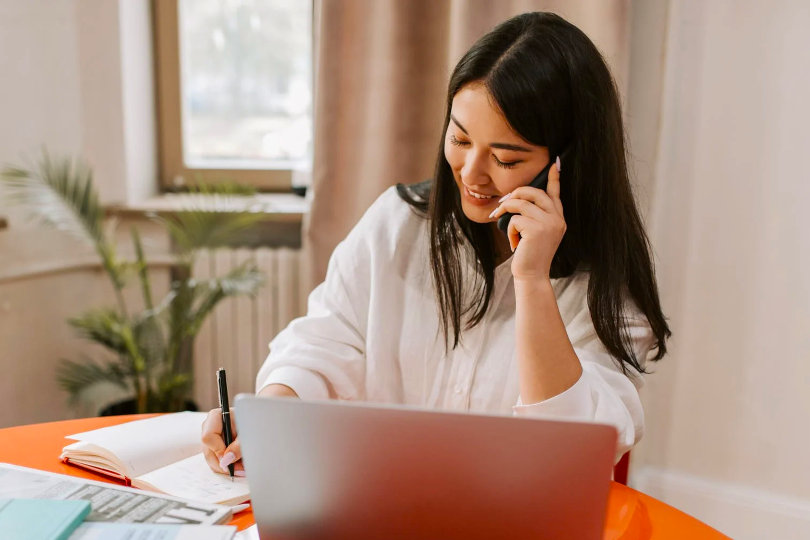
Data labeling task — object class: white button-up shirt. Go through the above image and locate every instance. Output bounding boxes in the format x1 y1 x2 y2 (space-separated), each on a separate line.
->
257 187 656 460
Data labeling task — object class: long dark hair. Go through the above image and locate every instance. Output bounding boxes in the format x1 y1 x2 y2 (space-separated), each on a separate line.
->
398 12 670 374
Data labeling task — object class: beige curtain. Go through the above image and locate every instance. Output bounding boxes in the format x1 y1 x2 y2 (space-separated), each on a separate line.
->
305 0 631 291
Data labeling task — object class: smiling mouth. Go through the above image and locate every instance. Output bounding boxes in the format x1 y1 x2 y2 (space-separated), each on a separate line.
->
464 186 498 200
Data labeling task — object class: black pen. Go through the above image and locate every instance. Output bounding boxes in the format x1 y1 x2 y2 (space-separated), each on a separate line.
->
216 368 235 481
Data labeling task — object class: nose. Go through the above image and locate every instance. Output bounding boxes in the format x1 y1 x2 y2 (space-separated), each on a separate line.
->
460 150 489 186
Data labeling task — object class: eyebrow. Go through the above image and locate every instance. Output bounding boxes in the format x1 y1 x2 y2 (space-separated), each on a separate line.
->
450 115 532 152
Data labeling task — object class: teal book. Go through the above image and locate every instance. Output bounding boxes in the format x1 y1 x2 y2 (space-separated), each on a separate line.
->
0 498 91 540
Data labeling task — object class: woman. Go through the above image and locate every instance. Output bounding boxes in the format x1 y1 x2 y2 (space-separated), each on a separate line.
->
202 11 670 476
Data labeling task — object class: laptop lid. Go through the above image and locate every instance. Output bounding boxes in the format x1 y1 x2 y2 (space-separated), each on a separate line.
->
235 396 617 540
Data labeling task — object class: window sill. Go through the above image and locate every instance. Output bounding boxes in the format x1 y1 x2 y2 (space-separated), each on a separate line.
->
106 192 308 222
105 192 308 248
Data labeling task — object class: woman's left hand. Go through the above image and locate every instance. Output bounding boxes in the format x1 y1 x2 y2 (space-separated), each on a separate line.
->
489 157 565 282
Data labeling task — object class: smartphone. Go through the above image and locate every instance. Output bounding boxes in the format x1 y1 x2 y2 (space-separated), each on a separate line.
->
496 159 555 236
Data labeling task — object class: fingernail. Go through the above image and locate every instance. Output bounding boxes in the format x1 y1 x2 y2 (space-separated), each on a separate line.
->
498 193 511 203
555 155 561 173
234 469 246 478
488 208 499 219
219 451 236 469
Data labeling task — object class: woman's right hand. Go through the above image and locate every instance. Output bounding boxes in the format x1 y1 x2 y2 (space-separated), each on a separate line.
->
201 406 245 476
201 383 299 475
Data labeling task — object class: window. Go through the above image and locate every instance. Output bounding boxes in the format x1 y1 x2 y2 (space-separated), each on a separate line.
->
153 0 313 191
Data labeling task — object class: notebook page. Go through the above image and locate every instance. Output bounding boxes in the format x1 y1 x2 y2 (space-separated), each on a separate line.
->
133 453 250 506
66 412 208 478
60 441 128 474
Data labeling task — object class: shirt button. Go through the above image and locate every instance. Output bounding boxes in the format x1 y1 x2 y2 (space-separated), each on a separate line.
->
454 386 464 395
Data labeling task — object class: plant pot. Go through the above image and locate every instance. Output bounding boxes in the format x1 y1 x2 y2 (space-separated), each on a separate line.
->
99 398 199 416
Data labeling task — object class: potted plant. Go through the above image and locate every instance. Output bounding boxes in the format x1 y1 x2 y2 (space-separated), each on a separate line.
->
1 152 265 414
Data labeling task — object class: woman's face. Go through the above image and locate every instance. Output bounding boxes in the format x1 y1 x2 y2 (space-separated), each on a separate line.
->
444 82 550 224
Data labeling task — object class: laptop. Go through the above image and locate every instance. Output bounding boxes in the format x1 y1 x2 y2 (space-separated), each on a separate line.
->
235 396 617 540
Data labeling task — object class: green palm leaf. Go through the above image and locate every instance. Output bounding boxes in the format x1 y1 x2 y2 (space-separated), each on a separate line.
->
133 310 166 371
1 152 106 248
56 356 130 402
0 152 124 290
131 227 154 310
187 261 265 336
68 309 130 355
3 154 268 413
161 211 265 256
155 186 265 256
69 309 147 374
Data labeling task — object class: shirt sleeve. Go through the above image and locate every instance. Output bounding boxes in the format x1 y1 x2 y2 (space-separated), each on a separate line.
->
512 315 655 462
254 191 390 401
254 262 366 400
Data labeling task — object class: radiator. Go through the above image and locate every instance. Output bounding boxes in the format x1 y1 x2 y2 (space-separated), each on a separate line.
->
192 247 306 410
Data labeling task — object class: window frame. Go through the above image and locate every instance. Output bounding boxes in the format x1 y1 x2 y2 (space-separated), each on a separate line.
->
152 0 311 192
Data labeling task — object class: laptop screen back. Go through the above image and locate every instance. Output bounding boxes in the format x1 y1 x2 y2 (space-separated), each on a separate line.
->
236 396 617 540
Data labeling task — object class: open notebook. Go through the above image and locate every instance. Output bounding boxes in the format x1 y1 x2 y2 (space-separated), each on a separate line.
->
60 412 249 506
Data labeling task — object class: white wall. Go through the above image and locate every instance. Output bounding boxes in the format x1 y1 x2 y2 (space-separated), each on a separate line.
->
631 1 810 537
74 0 158 204
0 0 165 427
0 1 83 161
625 0 669 216
0 0 157 205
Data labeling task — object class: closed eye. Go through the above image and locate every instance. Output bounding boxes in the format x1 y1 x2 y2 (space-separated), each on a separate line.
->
449 134 469 147
493 155 520 169
450 135 522 169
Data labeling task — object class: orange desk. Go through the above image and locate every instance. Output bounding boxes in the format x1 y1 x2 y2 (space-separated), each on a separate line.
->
0 415 727 539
